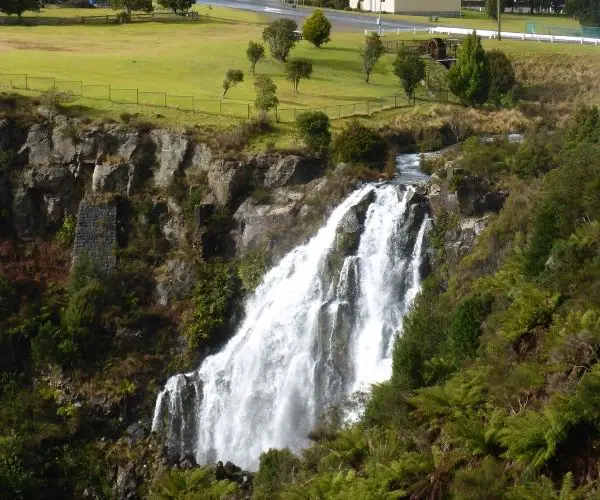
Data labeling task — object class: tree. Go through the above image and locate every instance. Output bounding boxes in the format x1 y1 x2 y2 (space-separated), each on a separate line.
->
262 19 298 62
447 31 489 106
222 69 244 98
0 0 40 20
487 49 516 104
285 58 313 94
302 9 332 48
392 48 425 97
254 75 279 120
566 0 600 25
360 33 385 84
109 0 153 17
486 0 505 19
246 41 266 76
296 111 331 154
157 0 193 14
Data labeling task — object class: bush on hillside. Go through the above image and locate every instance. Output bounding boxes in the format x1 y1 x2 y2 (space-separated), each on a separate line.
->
262 19 298 62
487 49 516 105
392 47 426 97
296 110 331 154
330 119 387 168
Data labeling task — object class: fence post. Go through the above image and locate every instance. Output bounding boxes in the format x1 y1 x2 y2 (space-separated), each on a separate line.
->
80 81 83 97
338 105 341 119
136 88 139 104
53 77 56 88
164 92 167 108
108 85 111 102
192 97 195 113
247 103 250 119
25 74 28 90
367 101 370 115
394 95 397 108
353 103 356 116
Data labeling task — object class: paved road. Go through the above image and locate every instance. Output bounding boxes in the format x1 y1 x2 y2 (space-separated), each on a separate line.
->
196 0 430 32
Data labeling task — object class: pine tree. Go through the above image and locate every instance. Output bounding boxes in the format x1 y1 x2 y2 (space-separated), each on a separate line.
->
447 31 490 106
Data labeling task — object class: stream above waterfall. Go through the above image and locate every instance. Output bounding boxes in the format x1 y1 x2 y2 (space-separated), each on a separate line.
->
152 154 432 470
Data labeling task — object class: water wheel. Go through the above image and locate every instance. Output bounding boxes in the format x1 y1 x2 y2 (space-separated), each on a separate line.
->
425 38 447 60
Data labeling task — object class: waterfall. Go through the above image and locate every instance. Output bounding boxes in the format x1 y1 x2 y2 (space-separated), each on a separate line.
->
152 181 430 470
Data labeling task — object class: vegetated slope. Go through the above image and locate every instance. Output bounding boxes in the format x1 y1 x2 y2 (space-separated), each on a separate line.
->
155 106 600 498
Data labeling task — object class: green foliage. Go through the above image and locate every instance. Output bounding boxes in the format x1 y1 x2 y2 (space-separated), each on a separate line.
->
485 0 504 19
262 18 298 62
487 49 516 104
149 467 238 499
246 41 265 75
54 214 77 248
565 0 600 25
564 105 600 149
109 0 153 15
447 32 489 106
254 74 279 119
0 0 40 18
447 294 492 360
222 68 244 98
450 457 507 499
237 251 267 293
39 87 76 112
157 0 193 14
360 33 385 84
330 119 387 169
284 58 313 94
254 448 301 499
302 9 332 48
512 134 555 178
186 259 235 349
459 135 517 180
296 110 331 154
392 47 425 97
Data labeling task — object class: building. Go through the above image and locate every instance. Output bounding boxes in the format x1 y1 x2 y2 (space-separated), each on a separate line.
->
349 0 461 17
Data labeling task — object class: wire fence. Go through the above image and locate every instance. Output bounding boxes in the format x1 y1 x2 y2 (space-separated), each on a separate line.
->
0 72 451 123
0 11 201 26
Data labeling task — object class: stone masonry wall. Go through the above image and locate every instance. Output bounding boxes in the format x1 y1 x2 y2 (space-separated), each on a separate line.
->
72 197 117 274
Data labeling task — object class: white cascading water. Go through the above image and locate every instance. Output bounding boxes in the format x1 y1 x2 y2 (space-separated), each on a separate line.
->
152 166 430 470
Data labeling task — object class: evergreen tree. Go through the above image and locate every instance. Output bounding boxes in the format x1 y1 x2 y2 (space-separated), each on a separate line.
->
296 111 331 154
254 75 278 119
487 49 516 104
447 31 490 106
302 9 332 48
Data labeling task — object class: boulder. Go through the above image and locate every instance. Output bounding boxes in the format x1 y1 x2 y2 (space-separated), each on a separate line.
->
17 123 52 166
92 162 136 195
155 257 197 307
263 155 324 188
51 118 77 165
206 162 249 207
150 129 189 188
159 197 186 246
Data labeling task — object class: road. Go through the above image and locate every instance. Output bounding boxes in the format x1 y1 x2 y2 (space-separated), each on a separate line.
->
196 0 430 32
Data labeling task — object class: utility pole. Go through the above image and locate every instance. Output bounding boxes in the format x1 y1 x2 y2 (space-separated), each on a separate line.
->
497 0 502 41
377 0 382 36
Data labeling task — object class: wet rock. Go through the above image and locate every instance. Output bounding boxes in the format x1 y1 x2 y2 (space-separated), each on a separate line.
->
263 155 324 188
125 421 149 447
206 162 249 207
473 190 508 215
51 117 77 165
159 197 186 246
114 464 137 500
150 129 189 188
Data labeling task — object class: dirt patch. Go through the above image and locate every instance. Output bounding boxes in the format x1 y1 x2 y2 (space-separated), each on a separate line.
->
3 40 75 52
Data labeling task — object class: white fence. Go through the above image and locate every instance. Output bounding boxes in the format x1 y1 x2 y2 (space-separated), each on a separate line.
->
430 26 600 46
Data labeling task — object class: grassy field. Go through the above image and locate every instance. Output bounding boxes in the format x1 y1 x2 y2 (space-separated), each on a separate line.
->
1 4 599 146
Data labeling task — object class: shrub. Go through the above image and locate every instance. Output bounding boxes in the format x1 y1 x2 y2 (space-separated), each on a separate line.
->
330 119 387 168
185 259 234 349
447 31 489 106
237 251 267 293
262 18 298 62
254 449 301 499
392 47 426 97
285 58 313 94
296 110 331 154
39 87 76 113
360 33 385 83
487 49 516 104
512 135 555 179
157 0 194 14
222 69 244 98
564 105 600 148
447 294 492 360
54 214 77 248
250 187 271 204
302 9 332 48
246 41 265 75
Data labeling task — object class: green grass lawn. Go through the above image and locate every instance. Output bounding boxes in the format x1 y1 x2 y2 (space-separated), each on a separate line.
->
0 6 411 115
